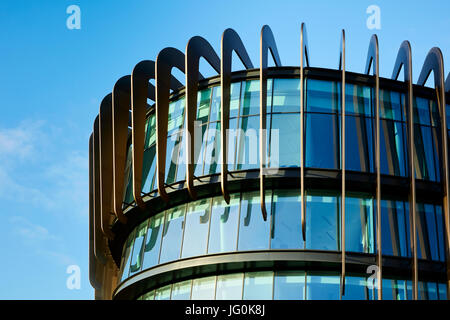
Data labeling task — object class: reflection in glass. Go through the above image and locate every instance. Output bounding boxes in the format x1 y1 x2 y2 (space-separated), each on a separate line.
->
344 116 373 172
171 280 192 300
380 120 406 176
270 190 303 249
159 205 185 264
236 115 260 170
216 274 244 300
416 203 441 261
243 272 273 300
208 194 240 254
306 79 339 113
344 83 371 116
182 199 211 258
154 284 171 300
274 271 304 300
272 78 300 113
381 200 410 257
191 276 216 300
142 212 164 270
306 274 340 300
341 276 370 300
238 192 270 251
306 193 339 251
345 195 374 253
270 114 300 167
203 121 221 175
129 221 148 275
141 290 155 300
141 145 156 193
120 230 135 281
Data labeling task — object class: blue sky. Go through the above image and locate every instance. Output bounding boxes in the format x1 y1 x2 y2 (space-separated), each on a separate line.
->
0 0 448 300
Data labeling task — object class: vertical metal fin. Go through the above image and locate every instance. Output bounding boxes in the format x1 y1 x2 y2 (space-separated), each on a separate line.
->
185 36 220 200
98 94 115 239
365 34 382 299
300 22 310 242
131 60 181 209
220 28 254 204
417 48 450 298
260 25 282 221
112 76 131 224
155 47 188 203
339 29 346 299
392 40 417 300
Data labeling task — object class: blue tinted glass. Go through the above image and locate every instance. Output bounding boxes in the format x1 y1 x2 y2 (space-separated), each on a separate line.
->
203 121 221 175
380 90 402 120
181 199 211 258
306 274 340 300
230 82 241 118
270 113 300 167
381 200 409 257
414 125 437 181
120 229 135 281
344 83 371 116
272 78 300 113
208 194 240 254
270 189 303 249
383 279 408 300
344 116 373 172
341 277 368 300
236 116 260 170
142 146 156 193
380 120 406 176
165 133 182 184
307 79 339 113
435 206 445 261
243 272 273 300
416 203 439 261
227 117 239 171
306 194 339 251
438 283 447 300
193 123 208 176
197 88 212 124
142 212 164 270
413 97 431 125
209 86 222 123
345 195 374 253
274 271 305 300
159 205 185 264
241 80 264 116
167 98 185 136
305 113 339 169
129 221 148 275
144 114 156 149
238 192 270 251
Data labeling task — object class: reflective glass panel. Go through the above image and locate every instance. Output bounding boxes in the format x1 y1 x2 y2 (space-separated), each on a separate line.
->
142 212 164 270
416 203 439 261
191 276 216 300
203 121 221 175
208 194 240 254
270 113 300 167
197 88 212 124
216 273 244 300
141 290 155 300
274 271 305 300
181 199 211 258
120 229 135 281
129 221 148 275
413 97 431 125
344 116 373 172
154 284 171 300
344 83 371 116
167 97 185 136
306 193 339 251
141 146 156 193
380 120 406 176
243 272 273 300
238 191 270 251
240 80 271 116
341 277 369 300
306 79 339 113
306 274 340 300
272 78 300 113
159 205 186 264
270 189 303 249
144 113 156 149
381 200 410 257
171 280 192 300
345 194 374 253
236 115 260 170
380 90 403 121
414 124 437 181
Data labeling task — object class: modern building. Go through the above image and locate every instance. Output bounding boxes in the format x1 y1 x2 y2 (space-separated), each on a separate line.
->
89 24 450 300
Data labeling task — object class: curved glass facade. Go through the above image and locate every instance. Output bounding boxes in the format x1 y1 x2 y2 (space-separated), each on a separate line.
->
136 270 447 301
118 189 445 282
122 77 443 207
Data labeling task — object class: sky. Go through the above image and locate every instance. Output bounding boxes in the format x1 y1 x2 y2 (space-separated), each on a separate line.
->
0 0 449 300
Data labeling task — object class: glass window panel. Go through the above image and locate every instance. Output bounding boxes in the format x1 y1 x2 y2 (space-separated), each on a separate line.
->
194 123 208 176
167 97 185 136
341 276 369 300
175 130 186 182
382 279 408 300
142 145 156 193
306 193 339 251
191 276 216 300
381 200 410 257
435 205 445 262
209 86 221 123
123 144 133 204
344 83 371 116
380 90 402 121
344 115 373 172
154 284 172 300
413 97 431 125
197 88 212 124
141 290 155 300
270 113 300 167
345 195 374 254
380 120 406 176
306 79 339 113
238 191 271 251
419 282 438 300
144 114 156 149
438 283 447 300
159 205 186 264
230 82 241 119
203 121 221 175
129 220 148 275
236 115 260 170
216 273 244 300
414 124 437 181
305 113 339 169
165 132 183 184
171 280 192 300
181 199 211 258
416 203 439 261
306 274 340 300
226 117 239 171
272 78 300 113
243 272 273 300
208 194 240 254
119 229 135 281
239 79 272 117
142 212 164 270
270 189 303 249
274 271 305 300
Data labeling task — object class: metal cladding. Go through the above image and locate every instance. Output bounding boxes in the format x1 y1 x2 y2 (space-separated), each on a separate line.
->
88 24 450 300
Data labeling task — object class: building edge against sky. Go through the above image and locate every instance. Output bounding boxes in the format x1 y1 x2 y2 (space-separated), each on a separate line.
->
88 23 450 300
